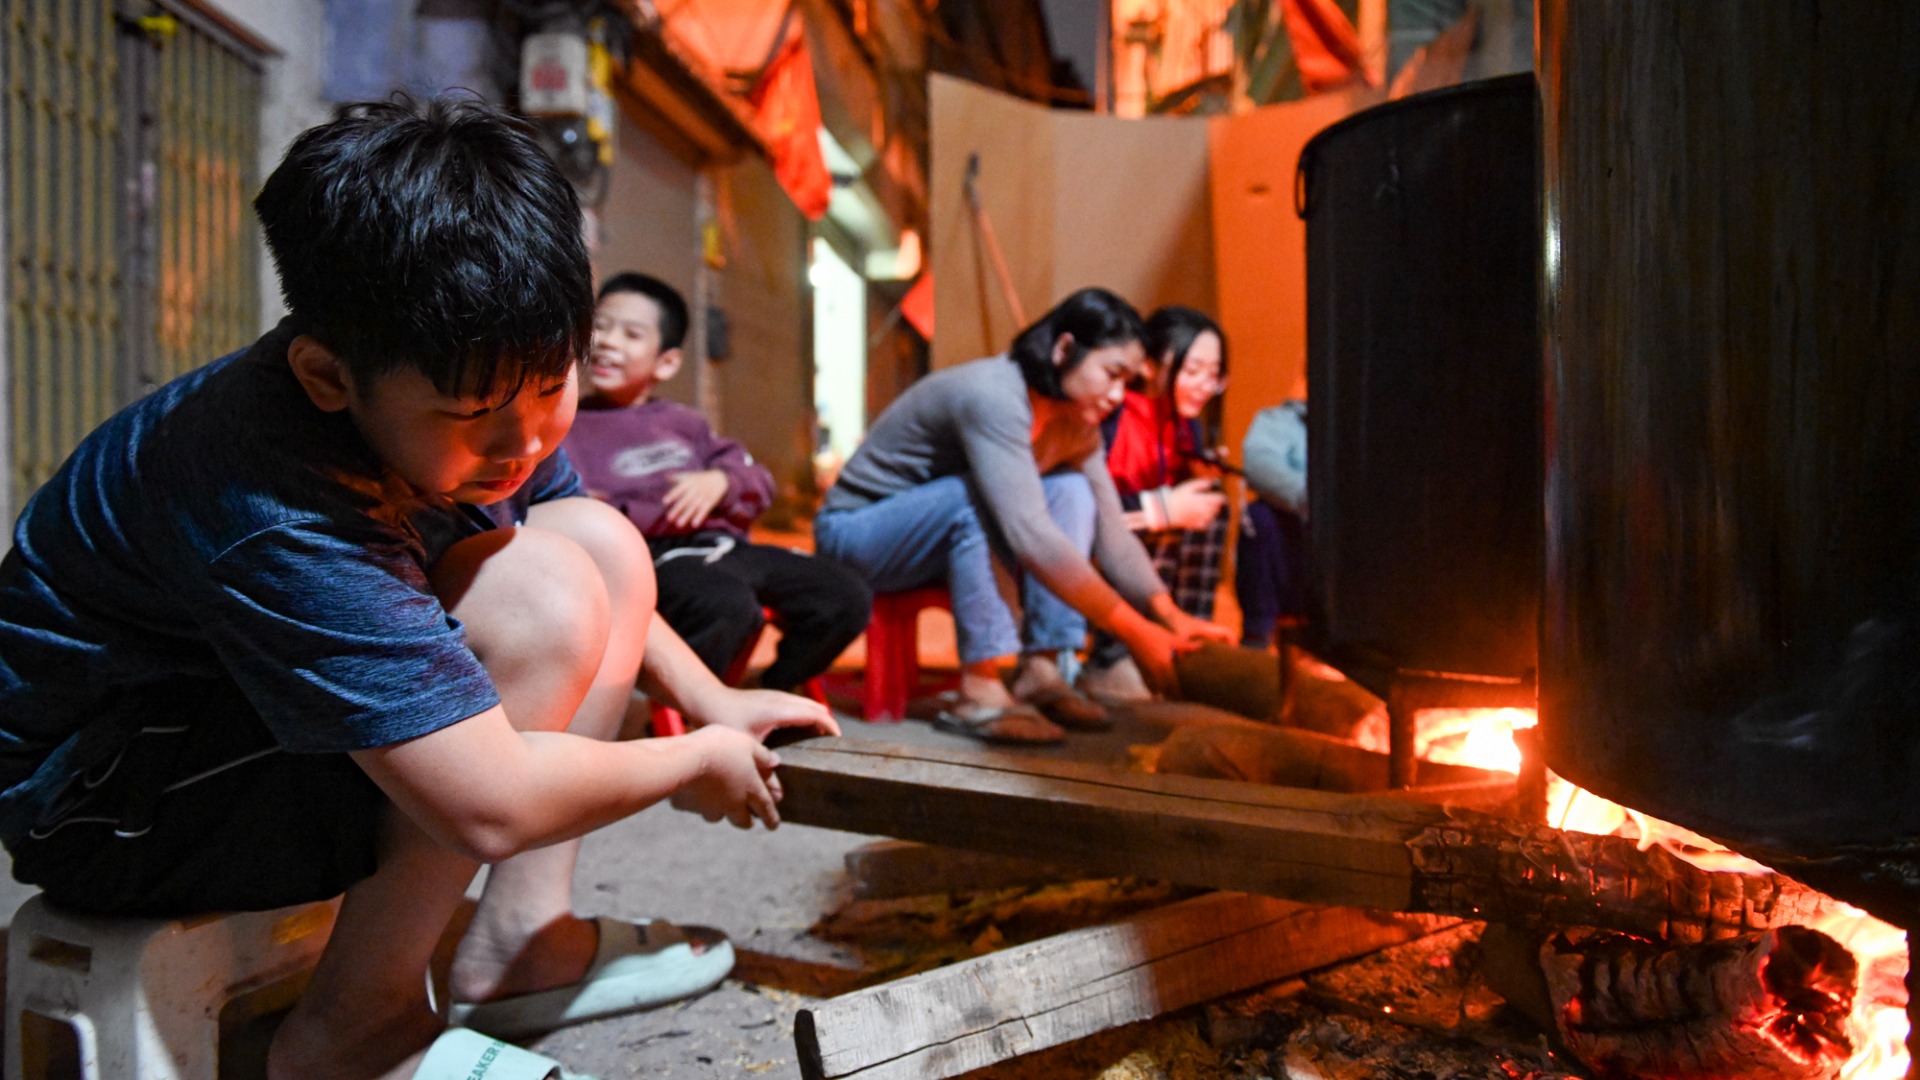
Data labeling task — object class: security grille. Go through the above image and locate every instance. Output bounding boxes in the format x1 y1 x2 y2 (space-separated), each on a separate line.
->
2 0 261 519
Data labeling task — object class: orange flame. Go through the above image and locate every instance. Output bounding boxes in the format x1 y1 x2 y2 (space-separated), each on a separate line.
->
1414 707 1910 1079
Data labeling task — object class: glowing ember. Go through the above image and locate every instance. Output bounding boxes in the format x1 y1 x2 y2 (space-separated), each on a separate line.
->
1413 706 1536 773
1415 706 1911 1078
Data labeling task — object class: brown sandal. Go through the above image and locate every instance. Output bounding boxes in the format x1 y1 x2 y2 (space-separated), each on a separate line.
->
932 700 1066 745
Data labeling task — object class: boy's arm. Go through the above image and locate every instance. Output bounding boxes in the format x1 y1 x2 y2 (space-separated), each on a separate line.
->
639 618 839 740
350 705 779 861
659 425 775 531
697 429 775 524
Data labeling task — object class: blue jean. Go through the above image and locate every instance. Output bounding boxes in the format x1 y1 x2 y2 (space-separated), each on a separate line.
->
814 473 1094 665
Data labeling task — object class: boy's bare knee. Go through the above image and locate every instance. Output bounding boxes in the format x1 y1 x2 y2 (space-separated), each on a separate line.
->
432 527 611 671
524 496 656 615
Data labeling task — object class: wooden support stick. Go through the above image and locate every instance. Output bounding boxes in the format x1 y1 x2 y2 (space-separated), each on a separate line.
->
794 892 1453 1080
1387 680 1419 789
776 738 1839 944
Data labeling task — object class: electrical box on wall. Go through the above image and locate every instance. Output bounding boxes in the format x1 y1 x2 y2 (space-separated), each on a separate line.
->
519 26 616 205
520 31 591 115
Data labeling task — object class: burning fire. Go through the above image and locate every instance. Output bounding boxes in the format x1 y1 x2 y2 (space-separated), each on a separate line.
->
1416 706 1911 1079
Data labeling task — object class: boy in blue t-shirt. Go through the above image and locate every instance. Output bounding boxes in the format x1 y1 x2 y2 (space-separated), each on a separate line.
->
0 98 833 1079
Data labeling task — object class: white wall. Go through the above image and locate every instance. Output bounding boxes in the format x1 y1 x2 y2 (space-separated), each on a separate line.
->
810 238 866 463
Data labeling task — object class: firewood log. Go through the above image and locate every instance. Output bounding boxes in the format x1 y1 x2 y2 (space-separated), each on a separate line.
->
777 738 1845 944
1155 722 1504 792
1539 925 1857 1080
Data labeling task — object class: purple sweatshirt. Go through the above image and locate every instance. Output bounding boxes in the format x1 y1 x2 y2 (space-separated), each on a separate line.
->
564 398 774 539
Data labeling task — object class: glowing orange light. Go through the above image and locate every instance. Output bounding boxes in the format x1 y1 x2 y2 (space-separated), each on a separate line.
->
1412 707 1536 774
1411 706 1910 1078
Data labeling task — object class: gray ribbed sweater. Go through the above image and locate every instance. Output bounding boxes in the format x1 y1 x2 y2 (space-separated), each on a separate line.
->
824 356 1166 618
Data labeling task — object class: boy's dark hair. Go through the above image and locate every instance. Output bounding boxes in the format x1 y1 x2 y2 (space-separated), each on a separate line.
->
597 272 691 352
1008 288 1146 399
255 95 592 401
1143 306 1228 386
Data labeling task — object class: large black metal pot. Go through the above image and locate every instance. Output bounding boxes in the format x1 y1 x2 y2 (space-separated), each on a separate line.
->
1538 1 1920 924
1299 73 1541 696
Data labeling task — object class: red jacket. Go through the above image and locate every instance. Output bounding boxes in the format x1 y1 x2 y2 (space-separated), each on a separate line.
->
1101 390 1202 505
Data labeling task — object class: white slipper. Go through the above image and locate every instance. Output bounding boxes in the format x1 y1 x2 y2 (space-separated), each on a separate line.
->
447 917 734 1039
415 1027 594 1080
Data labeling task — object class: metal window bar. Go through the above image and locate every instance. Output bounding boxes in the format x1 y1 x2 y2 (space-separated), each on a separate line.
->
3 0 121 517
1 0 260 518
149 3 260 387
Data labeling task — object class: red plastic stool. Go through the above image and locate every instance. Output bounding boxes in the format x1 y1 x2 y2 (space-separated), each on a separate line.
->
649 608 828 736
860 585 953 723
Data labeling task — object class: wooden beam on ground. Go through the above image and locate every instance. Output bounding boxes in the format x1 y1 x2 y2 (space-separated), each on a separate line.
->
794 892 1453 1080
844 840 1080 900
731 928 883 998
775 738 1839 944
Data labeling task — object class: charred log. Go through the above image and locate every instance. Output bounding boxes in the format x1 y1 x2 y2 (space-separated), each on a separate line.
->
1407 818 1840 945
1540 925 1857 1080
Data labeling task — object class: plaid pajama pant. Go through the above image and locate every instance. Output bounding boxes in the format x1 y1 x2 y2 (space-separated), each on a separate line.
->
1139 510 1230 619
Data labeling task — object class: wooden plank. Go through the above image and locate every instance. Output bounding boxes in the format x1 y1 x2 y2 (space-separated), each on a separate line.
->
794 892 1454 1080
844 840 1081 900
775 738 1841 943
779 737 1430 913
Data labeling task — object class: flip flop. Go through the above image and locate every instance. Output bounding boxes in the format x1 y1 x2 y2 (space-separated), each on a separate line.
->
447 918 734 1040
1020 685 1113 731
932 700 1066 745
415 1027 594 1080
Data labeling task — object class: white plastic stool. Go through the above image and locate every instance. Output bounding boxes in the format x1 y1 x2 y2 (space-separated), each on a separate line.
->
4 893 339 1080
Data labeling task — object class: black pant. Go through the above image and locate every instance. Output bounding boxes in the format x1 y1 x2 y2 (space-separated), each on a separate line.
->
650 533 873 691
1236 500 1309 647
8 678 386 917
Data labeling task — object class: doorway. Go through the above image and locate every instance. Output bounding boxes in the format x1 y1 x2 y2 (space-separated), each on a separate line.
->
810 237 867 480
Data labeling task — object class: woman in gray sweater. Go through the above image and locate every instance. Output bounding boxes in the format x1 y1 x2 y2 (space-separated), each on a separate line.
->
816 289 1232 743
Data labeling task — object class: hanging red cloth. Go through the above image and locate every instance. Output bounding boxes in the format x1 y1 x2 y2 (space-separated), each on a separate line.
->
1278 0 1368 94
899 271 935 340
749 29 831 220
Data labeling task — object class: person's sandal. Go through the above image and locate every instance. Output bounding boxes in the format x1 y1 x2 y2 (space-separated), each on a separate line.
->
1020 685 1113 731
932 700 1066 745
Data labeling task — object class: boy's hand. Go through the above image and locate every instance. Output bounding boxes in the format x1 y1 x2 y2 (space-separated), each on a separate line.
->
670 726 783 829
662 469 730 530
691 686 840 743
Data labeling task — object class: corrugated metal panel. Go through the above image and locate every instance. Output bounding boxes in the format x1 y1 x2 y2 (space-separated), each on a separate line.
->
4 0 122 514
150 10 259 386
1 0 259 515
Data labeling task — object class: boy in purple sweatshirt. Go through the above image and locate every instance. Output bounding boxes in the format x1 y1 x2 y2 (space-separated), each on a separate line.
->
566 273 872 691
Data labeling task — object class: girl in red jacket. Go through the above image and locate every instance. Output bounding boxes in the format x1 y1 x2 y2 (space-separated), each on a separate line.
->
1082 306 1230 702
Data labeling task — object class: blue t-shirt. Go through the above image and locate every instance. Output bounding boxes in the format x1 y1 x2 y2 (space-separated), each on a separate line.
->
0 322 583 845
